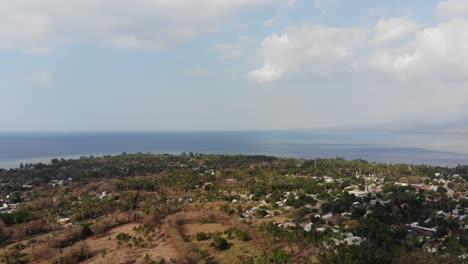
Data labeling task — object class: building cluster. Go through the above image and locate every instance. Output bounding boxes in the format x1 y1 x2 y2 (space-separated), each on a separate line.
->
239 171 468 253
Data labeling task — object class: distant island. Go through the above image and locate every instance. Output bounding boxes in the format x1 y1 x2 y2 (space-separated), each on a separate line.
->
0 153 466 263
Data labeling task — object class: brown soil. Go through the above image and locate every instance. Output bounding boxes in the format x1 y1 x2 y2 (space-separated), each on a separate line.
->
81 223 181 264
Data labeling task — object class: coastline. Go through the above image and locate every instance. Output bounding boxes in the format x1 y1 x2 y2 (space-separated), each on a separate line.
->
1 131 468 169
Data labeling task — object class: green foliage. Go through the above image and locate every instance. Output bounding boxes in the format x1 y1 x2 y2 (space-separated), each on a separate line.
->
117 192 141 211
196 232 209 241
224 227 251 241
116 232 132 242
79 223 92 238
250 184 268 199
7 192 21 203
258 248 293 264
220 204 235 215
210 235 229 250
444 236 464 255
0 210 35 226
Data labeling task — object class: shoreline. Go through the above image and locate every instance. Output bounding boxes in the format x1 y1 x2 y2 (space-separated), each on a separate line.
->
1 149 468 170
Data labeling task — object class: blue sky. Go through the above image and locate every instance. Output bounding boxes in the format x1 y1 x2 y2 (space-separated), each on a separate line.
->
0 0 467 132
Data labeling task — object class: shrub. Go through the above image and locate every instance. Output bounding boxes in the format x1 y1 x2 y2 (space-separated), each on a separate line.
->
224 228 251 241
176 218 185 226
236 230 251 242
196 232 209 241
10 243 26 251
116 232 132 242
211 236 229 250
220 204 235 215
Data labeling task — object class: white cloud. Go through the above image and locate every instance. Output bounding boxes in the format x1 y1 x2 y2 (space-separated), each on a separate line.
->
0 0 294 52
250 14 468 84
367 19 468 82
437 0 468 18
0 12 51 51
249 63 287 84
249 25 368 83
248 3 468 126
372 17 420 45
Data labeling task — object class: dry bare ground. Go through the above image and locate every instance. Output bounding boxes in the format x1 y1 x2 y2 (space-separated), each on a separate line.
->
184 223 226 236
162 206 262 264
81 223 181 264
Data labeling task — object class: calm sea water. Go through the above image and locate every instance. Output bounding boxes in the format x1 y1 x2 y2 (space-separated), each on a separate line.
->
1 131 468 169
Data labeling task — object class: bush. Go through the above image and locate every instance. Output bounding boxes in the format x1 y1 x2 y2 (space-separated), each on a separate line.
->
116 232 132 242
224 227 251 241
9 243 26 251
196 232 209 241
220 204 235 215
210 236 229 250
236 230 251 242
0 210 35 226
262 248 293 264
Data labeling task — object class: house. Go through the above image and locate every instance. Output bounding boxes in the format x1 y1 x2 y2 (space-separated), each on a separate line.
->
347 190 369 198
322 213 333 220
408 222 437 236
50 178 73 187
324 176 334 183
343 233 365 245
8 203 21 210
0 203 8 212
58 218 71 226
279 221 296 229
316 227 326 232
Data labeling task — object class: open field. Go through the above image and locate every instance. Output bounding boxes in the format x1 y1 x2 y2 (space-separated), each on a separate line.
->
81 223 180 264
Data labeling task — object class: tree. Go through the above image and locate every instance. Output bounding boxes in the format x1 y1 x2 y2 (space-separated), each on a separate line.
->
8 192 21 203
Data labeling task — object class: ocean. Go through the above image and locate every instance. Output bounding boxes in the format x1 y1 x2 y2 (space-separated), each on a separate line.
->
1 130 468 169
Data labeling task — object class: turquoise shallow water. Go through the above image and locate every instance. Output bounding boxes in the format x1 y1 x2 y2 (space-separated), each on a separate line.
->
0 131 468 169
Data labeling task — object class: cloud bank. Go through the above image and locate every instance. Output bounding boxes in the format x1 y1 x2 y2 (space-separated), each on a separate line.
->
250 15 468 84
0 0 294 52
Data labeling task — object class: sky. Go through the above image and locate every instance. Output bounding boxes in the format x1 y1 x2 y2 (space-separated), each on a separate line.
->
0 0 467 132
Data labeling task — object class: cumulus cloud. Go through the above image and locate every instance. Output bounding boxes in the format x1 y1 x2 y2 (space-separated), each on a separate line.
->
372 17 420 45
250 11 468 84
249 25 367 83
437 0 468 18
0 0 294 52
367 19 468 82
